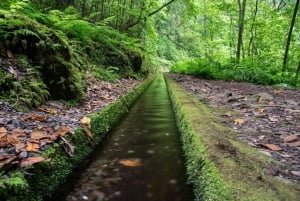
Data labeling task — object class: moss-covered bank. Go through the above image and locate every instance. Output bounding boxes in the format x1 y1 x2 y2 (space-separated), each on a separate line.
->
0 77 154 201
165 74 300 201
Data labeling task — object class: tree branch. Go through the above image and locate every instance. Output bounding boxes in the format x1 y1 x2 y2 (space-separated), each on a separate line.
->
148 0 177 17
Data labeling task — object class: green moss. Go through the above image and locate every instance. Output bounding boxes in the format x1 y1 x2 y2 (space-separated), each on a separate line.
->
0 77 154 201
165 75 300 201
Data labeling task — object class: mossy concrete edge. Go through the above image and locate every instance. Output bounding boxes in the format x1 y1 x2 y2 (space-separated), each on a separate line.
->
1 76 155 201
164 75 300 201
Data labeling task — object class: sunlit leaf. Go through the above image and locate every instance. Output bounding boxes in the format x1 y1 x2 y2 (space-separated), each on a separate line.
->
80 116 91 125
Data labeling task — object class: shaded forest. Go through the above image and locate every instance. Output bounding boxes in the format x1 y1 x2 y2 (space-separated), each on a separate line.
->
0 0 299 110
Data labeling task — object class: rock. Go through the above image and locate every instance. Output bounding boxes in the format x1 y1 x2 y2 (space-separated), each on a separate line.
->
290 171 300 177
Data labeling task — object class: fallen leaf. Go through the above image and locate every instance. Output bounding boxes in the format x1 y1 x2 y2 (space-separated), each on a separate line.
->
19 156 46 168
7 50 14 58
56 125 69 137
22 114 46 122
60 136 74 157
82 124 93 141
7 135 20 144
26 142 40 152
80 116 91 125
257 96 264 103
0 135 8 147
119 159 142 167
286 141 300 147
224 112 232 117
0 127 7 138
284 135 298 143
260 143 283 151
30 130 49 140
38 107 58 115
15 143 26 153
12 128 25 137
257 108 265 113
0 156 18 170
234 118 245 126
268 116 278 122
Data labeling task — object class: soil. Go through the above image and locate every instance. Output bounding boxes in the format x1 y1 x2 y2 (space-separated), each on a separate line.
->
0 76 141 171
168 73 300 184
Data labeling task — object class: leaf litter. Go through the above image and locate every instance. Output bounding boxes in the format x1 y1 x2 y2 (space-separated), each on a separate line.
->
0 77 141 172
169 73 300 184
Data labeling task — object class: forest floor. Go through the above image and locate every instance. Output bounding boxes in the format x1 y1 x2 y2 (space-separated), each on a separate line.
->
168 73 300 185
0 77 141 171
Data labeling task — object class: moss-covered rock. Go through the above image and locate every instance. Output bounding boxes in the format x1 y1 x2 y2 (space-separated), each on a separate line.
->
0 77 154 201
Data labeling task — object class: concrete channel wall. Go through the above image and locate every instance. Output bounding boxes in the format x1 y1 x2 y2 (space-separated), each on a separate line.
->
164 74 300 201
1 77 154 201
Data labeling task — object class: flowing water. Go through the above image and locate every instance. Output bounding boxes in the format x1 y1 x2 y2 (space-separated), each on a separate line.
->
61 75 194 201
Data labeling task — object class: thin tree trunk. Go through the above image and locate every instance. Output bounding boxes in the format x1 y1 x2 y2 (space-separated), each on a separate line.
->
282 0 300 72
236 0 247 63
248 0 258 57
81 0 87 17
295 59 300 82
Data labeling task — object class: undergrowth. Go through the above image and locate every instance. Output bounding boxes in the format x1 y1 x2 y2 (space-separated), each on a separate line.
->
171 58 300 87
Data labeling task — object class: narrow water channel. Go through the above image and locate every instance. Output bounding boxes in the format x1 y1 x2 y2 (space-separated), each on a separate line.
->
63 75 194 201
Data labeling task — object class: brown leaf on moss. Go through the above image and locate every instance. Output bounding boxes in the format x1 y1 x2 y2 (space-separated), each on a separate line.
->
80 116 91 125
19 156 47 168
82 124 93 141
60 136 74 157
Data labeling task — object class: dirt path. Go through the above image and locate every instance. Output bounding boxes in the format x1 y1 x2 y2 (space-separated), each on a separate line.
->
0 77 141 171
168 73 300 184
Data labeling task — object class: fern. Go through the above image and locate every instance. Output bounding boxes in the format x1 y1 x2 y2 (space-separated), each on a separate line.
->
0 171 28 196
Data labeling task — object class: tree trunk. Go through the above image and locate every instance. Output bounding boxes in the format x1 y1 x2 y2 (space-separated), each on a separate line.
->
248 0 258 57
236 0 247 63
282 0 299 72
295 59 300 82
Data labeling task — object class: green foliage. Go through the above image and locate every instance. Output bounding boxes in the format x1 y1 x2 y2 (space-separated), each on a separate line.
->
0 171 28 198
91 65 120 81
0 68 49 109
171 58 299 87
